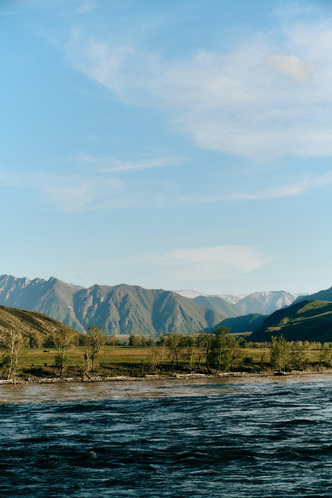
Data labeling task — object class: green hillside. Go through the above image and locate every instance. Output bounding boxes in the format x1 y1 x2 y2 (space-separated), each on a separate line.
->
220 313 266 333
294 286 332 305
250 300 332 342
0 305 79 344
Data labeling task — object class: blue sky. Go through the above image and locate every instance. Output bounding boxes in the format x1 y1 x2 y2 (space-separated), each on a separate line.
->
1 0 332 295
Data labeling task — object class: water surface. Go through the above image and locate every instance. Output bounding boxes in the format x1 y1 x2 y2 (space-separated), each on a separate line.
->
1 375 332 497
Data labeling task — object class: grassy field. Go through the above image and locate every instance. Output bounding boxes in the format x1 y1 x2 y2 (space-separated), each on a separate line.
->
15 344 326 380
25 346 152 368
23 346 164 378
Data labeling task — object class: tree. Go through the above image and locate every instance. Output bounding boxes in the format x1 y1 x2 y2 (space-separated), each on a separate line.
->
150 345 164 371
138 335 147 347
0 329 28 380
291 341 307 370
129 334 139 347
166 332 186 368
52 328 78 377
206 327 239 373
259 347 269 369
195 332 213 369
320 342 332 367
270 335 291 372
108 334 118 346
83 325 107 377
183 333 199 372
29 331 43 349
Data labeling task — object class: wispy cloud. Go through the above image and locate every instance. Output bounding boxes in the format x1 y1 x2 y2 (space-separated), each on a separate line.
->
172 172 332 205
66 12 332 159
74 153 180 173
76 0 96 15
35 174 126 212
1 167 331 213
0 170 131 213
136 246 273 282
234 172 332 200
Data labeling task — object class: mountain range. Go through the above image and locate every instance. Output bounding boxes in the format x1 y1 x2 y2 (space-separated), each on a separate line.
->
176 289 300 315
0 275 224 336
2 273 329 340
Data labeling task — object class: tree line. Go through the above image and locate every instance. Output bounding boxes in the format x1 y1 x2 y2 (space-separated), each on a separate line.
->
1 326 332 380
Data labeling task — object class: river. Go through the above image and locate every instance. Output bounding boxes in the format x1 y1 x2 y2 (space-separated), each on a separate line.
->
1 375 332 497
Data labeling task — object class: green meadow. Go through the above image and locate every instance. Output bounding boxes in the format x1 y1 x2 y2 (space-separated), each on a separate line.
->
19 343 327 380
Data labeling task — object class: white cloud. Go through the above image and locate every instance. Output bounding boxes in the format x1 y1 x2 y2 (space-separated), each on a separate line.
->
267 54 314 82
66 16 332 159
141 246 273 282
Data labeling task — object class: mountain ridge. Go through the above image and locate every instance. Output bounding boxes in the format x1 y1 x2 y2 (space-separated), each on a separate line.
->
0 275 224 336
176 288 301 315
294 286 332 305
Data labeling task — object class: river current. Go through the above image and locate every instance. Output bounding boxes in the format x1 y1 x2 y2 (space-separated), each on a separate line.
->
1 375 332 497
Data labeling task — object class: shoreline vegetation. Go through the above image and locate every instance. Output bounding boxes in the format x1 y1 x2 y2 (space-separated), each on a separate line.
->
1 369 332 385
2 326 332 385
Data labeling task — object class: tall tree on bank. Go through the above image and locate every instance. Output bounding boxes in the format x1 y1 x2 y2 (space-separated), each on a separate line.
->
195 332 213 369
52 328 78 378
0 329 28 380
206 327 240 373
166 332 186 368
83 325 107 377
270 335 291 372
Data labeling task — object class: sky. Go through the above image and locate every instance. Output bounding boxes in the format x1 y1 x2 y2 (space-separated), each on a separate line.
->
1 0 332 295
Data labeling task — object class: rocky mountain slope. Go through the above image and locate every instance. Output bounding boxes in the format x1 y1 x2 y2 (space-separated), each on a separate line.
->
0 275 224 336
250 300 332 342
234 291 298 315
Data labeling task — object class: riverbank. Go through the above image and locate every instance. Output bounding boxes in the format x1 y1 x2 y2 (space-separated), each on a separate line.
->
1 368 331 385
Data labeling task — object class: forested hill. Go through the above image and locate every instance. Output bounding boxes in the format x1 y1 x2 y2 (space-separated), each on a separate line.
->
0 275 224 336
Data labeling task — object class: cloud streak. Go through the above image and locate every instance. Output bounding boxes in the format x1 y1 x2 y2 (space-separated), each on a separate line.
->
173 171 332 205
74 154 180 173
0 167 331 213
137 246 273 282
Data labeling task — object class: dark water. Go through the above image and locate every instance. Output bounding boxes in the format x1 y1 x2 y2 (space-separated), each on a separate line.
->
1 376 332 497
